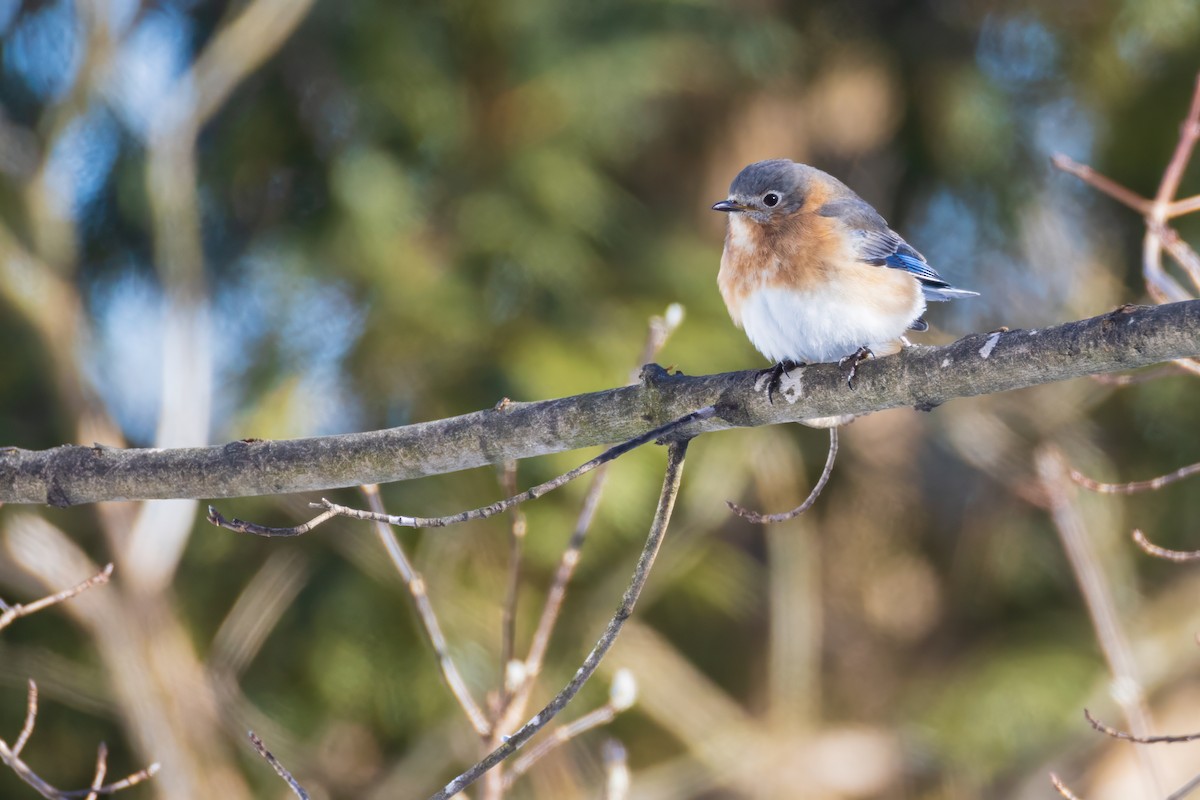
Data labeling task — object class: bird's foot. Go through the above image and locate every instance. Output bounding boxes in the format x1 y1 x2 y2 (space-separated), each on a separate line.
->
759 359 800 404
838 347 874 389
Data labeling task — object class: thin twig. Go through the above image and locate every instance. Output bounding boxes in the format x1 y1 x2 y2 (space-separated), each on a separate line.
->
1051 154 1153 214
727 427 839 523
13 679 36 757
1055 74 1200 310
1154 222 1200 293
503 704 618 787
248 731 310 800
494 307 684 736
209 407 714 537
1133 529 1200 562
498 459 526 702
1069 460 1200 494
497 468 610 736
1144 73 1200 305
503 670 634 788
633 303 685 373
361 484 492 738
1153 72 1200 210
1038 446 1164 796
85 742 107 800
0 563 114 632
427 440 690 799
206 505 339 538
1084 708 1200 744
55 764 160 797
603 739 630 800
1169 194 1200 218
1166 770 1200 800
1051 773 1085 800
1 722 160 800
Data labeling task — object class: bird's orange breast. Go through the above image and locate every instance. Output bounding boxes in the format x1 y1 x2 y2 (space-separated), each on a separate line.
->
718 209 851 321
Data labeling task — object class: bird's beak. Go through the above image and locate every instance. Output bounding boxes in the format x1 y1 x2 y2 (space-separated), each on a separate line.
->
711 199 745 213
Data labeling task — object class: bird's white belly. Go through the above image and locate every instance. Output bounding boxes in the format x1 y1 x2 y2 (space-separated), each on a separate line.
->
740 284 924 364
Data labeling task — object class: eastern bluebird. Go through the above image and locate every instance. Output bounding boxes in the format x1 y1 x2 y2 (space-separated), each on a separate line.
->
712 159 977 391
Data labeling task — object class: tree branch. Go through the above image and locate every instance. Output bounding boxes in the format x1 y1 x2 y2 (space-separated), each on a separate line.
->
428 439 689 799
4 301 1200 507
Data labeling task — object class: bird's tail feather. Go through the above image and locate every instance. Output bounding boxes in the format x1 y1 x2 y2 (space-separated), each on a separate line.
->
922 286 980 301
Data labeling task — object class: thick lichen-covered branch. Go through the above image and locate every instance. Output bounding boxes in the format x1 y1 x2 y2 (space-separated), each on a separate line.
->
3 301 1199 507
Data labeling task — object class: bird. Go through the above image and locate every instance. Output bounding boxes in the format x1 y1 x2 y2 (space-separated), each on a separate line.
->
712 159 977 394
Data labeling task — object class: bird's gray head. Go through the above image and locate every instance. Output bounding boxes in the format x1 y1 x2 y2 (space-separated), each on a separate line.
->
712 159 812 224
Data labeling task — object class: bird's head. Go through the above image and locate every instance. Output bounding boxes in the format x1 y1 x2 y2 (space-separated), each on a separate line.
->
712 159 811 225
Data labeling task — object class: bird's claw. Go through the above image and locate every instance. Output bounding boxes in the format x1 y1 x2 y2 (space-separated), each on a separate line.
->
760 359 800 404
838 347 874 389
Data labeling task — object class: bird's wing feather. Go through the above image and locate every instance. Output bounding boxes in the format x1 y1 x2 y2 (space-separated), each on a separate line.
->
817 198 978 299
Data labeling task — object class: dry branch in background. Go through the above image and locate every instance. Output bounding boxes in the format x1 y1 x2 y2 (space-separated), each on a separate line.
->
429 440 689 799
1051 773 1085 800
221 310 683 799
1038 446 1165 796
358 483 493 738
1 566 160 799
726 426 838 523
0 563 112 632
248 731 310 800
5 300 1200 507
1132 530 1200 562
1070 461 1200 494
1084 709 1200 745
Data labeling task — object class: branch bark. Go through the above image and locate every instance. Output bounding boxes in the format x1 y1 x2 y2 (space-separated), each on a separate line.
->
4 301 1199 507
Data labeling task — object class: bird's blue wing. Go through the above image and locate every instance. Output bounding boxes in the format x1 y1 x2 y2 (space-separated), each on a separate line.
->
818 198 978 300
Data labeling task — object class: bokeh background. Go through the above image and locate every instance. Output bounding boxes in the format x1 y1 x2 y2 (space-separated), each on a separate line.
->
2 0 1200 798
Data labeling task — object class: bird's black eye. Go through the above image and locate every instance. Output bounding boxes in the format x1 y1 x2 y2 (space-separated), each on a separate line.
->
762 192 780 208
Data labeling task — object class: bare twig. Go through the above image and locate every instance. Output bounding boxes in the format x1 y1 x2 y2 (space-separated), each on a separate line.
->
727 427 839 523
85 742 107 800
0 563 114 632
206 505 339 538
1038 446 1164 796
1167 771 1200 800
1170 195 1200 218
1154 222 1200 293
361 484 492 738
1069 460 1200 494
248 731 310 800
1051 773 1085 800
1144 73 1200 305
493 308 683 739
1055 73 1200 329
603 739 630 800
55 765 160 798
503 670 636 788
1051 154 1153 214
1085 708 1200 744
497 467 609 737
1133 529 1200 562
634 304 685 372
499 459 527 701
485 310 683 798
209 407 714 537
428 440 690 799
13 679 36 757
0 682 160 799
504 705 617 786
1153 73 1200 211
